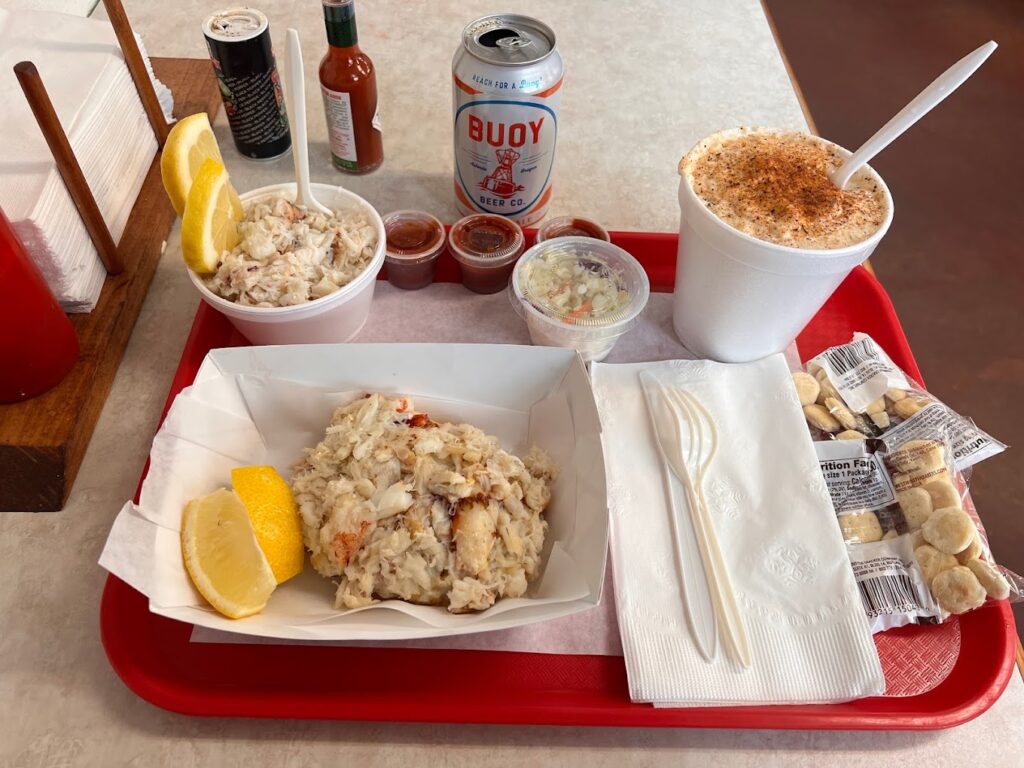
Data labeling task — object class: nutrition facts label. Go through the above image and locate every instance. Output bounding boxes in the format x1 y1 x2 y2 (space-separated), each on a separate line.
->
321 86 358 169
815 440 897 514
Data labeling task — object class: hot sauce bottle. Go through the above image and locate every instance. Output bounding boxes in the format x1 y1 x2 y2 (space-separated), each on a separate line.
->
319 0 383 174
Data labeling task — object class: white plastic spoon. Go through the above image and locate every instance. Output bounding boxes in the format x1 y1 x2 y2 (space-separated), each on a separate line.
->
284 28 332 215
830 41 997 189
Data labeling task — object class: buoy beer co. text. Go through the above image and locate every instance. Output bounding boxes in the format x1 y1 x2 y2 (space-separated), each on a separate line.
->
467 115 545 148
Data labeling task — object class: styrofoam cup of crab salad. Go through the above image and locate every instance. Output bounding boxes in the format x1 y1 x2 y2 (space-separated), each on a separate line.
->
187 182 386 345
510 237 650 362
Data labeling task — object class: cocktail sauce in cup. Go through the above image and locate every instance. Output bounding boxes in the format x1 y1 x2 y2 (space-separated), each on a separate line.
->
511 237 650 362
535 215 610 243
448 214 525 294
383 210 445 290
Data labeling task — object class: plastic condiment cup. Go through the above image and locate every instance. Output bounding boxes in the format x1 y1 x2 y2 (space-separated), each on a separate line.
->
448 214 524 294
535 215 611 243
511 237 650 362
187 182 386 345
383 210 445 290
673 128 894 363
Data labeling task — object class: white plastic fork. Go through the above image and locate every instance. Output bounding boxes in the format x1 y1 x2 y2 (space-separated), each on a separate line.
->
667 386 752 670
641 372 752 670
640 373 718 663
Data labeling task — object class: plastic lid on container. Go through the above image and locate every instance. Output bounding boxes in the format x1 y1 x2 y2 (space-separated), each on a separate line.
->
384 210 445 264
536 216 610 244
512 237 650 330
448 214 525 267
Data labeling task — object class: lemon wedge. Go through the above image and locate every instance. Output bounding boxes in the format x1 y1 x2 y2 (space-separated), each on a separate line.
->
231 466 305 584
181 488 277 619
181 158 244 274
161 113 224 217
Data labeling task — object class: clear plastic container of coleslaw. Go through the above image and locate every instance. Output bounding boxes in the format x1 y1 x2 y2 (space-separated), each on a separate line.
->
510 237 650 362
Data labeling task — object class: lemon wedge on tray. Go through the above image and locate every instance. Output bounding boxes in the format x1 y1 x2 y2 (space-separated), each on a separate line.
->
181 488 277 619
160 112 224 217
181 158 244 274
181 467 305 619
231 466 305 584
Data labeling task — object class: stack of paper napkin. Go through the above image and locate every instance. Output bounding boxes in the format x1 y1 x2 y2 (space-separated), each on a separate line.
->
591 354 885 706
0 8 172 311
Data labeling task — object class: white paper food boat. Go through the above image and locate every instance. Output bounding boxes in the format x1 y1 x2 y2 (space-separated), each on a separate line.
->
101 343 608 640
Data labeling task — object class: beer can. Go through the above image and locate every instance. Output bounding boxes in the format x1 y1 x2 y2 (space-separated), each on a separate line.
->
203 8 291 160
452 15 563 227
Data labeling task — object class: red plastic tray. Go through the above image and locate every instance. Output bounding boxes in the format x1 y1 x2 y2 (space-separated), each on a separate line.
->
100 231 1018 728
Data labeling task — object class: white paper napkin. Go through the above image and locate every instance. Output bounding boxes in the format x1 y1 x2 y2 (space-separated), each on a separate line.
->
591 354 884 706
0 8 171 311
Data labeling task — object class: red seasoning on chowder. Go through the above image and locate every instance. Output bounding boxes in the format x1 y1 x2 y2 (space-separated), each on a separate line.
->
452 14 563 227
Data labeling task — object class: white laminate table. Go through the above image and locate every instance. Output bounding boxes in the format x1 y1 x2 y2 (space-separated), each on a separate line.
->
1 2 1021 765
